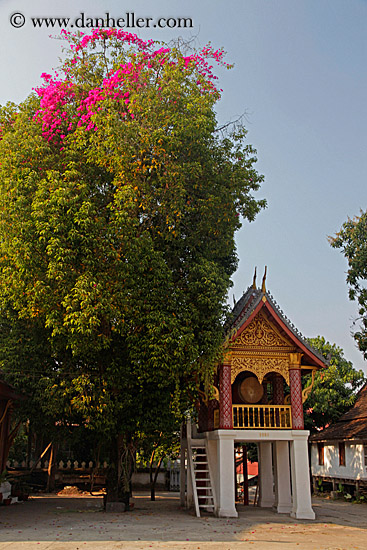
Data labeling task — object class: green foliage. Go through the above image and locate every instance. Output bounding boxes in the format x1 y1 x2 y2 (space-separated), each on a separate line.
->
0 32 265 491
329 211 367 358
304 336 365 431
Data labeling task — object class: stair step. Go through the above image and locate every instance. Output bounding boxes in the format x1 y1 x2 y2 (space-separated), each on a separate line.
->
187 437 215 516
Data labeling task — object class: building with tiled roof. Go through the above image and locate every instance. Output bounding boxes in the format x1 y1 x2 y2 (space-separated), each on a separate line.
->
310 383 367 494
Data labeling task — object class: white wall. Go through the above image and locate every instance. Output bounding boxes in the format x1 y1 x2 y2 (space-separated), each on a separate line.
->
311 443 367 480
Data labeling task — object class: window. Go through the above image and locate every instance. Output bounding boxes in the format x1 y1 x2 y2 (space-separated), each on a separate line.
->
317 443 324 466
339 442 346 467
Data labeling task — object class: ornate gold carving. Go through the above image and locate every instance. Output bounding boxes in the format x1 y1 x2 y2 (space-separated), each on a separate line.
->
212 385 220 401
200 385 220 405
234 312 294 351
302 368 317 403
223 327 238 352
289 352 303 367
231 356 290 385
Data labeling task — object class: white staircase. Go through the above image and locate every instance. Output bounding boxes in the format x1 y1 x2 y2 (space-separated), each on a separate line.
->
184 420 216 517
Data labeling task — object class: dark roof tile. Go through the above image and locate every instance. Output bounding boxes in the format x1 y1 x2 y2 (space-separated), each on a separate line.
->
310 384 367 442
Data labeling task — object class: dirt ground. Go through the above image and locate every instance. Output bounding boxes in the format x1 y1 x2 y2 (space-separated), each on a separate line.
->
0 492 366 550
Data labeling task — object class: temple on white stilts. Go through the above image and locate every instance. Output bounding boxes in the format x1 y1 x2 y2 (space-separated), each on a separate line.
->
181 269 327 519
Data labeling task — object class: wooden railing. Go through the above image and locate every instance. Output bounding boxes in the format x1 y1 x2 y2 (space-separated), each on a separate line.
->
233 405 292 429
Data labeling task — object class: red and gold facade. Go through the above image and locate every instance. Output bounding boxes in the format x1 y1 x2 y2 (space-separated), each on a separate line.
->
200 288 326 432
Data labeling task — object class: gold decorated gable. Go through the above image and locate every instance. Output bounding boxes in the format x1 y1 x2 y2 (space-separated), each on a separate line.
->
234 311 294 351
229 311 296 385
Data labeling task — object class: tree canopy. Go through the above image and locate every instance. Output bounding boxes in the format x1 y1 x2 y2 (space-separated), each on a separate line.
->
329 211 367 358
0 29 265 497
304 336 365 432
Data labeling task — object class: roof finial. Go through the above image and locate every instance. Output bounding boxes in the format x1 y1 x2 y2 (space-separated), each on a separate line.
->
252 267 257 289
261 265 267 293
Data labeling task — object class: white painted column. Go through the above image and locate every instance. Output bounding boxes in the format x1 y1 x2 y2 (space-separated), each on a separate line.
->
290 432 315 520
258 442 274 507
216 432 238 517
274 440 292 513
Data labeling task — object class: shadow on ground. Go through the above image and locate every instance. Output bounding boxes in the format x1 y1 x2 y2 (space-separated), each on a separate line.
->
0 492 366 549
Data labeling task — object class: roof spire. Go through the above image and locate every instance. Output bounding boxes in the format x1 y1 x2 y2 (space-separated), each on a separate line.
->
252 267 257 289
261 265 267 293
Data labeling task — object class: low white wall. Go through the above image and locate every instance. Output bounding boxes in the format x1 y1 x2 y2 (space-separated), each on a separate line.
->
132 471 166 486
311 443 367 480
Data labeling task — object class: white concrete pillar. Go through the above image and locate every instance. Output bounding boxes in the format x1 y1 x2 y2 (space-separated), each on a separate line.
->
290 432 315 520
216 432 238 517
258 442 274 507
274 440 292 513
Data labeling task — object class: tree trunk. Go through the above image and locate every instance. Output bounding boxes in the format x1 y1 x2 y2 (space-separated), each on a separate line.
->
46 443 58 492
106 434 135 509
150 456 164 501
105 437 119 505
29 442 52 474
34 432 44 464
26 422 32 469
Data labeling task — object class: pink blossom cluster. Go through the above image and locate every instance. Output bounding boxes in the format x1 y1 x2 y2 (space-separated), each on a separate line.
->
34 78 75 142
33 30 227 145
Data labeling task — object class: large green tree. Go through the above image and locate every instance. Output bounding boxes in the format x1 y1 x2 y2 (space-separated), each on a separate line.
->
0 30 265 500
304 336 365 432
329 211 367 358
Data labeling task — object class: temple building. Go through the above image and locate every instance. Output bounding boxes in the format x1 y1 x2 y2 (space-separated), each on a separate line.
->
181 270 328 519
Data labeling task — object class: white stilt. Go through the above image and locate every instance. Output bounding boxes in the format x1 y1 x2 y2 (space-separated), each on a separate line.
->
258 442 274 507
215 432 238 517
290 432 315 520
274 440 292 513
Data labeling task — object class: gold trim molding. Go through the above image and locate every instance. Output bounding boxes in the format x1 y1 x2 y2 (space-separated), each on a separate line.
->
231 356 290 385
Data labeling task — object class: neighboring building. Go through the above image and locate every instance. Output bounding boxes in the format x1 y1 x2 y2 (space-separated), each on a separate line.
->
310 383 367 494
181 272 328 519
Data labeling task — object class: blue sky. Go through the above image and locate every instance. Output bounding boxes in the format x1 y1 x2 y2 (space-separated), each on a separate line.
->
1 0 366 373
